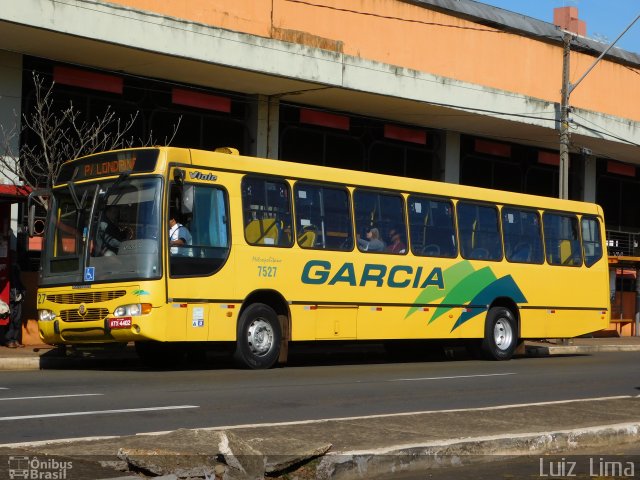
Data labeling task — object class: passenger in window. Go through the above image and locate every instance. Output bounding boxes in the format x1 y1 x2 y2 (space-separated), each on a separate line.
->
169 211 192 255
386 228 406 254
357 227 385 252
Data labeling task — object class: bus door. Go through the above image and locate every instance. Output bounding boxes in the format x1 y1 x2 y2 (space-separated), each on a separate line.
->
166 168 234 342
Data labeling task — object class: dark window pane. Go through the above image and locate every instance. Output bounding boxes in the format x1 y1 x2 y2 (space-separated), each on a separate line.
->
406 148 436 180
280 127 324 166
294 183 353 251
502 208 544 264
354 190 406 254
408 196 457 257
582 216 603 267
369 143 404 176
457 202 502 261
543 213 582 266
461 157 493 189
241 176 293 247
169 184 230 277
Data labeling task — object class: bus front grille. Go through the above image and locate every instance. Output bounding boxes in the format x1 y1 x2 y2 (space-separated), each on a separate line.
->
59 308 110 323
47 291 126 304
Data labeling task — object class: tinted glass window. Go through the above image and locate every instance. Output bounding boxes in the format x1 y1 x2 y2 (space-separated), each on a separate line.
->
353 190 406 254
169 183 230 277
241 177 293 247
543 213 582 266
457 202 502 261
294 183 353 250
581 216 603 267
502 208 544 264
408 196 457 257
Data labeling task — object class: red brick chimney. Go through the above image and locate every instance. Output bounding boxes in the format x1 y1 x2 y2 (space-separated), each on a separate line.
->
553 6 586 36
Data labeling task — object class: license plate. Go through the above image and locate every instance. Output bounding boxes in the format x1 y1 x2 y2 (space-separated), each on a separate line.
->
109 317 132 329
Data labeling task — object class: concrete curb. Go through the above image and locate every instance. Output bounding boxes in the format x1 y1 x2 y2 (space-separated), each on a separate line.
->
526 344 640 356
316 422 640 479
90 421 640 479
0 356 41 370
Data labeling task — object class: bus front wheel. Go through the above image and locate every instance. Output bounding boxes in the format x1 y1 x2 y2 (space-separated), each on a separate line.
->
481 307 518 361
234 303 281 369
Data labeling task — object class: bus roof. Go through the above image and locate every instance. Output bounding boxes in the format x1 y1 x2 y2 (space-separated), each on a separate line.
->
59 146 603 217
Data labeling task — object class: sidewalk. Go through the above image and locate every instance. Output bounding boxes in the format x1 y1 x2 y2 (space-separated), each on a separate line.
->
1 336 640 371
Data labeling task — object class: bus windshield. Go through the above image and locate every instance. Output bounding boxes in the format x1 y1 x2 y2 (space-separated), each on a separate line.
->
42 177 163 286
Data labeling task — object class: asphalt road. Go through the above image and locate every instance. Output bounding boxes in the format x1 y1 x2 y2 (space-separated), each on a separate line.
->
0 348 639 445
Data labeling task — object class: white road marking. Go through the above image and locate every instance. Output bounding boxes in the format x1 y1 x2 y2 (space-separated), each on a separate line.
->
0 387 9 390
388 372 516 382
0 405 199 421
0 393 103 401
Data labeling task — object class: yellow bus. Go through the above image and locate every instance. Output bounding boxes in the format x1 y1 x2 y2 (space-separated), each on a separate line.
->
30 146 609 368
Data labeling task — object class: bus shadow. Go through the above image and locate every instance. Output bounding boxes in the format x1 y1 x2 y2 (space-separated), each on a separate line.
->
36 340 560 371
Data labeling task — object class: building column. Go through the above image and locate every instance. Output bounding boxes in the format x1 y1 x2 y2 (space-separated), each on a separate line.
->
582 153 597 203
0 51 23 250
442 131 461 184
247 94 280 159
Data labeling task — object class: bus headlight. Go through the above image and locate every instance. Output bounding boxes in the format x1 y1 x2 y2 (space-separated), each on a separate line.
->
38 309 56 322
114 303 152 317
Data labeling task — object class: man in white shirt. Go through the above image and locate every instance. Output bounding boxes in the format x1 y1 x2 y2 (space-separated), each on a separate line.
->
169 212 192 255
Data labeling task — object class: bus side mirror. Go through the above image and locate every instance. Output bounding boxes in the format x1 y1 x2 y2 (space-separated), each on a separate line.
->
27 189 51 237
28 203 36 236
181 184 193 215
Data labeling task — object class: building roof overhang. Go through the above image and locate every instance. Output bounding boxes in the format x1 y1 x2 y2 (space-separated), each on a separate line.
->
1 0 639 164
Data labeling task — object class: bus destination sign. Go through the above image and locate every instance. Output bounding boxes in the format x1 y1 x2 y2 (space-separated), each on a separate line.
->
83 157 136 178
58 149 159 183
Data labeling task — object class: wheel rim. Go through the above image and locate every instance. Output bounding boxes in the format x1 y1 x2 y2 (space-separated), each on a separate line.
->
247 317 274 357
493 318 513 351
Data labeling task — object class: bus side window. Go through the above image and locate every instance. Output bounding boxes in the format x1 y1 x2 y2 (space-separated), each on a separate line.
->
241 176 293 247
457 202 502 261
169 184 230 277
543 212 582 266
581 216 603 267
408 196 457 258
294 183 353 251
353 189 407 254
502 207 544 264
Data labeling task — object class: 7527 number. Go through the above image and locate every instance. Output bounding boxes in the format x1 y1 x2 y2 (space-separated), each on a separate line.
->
258 266 278 278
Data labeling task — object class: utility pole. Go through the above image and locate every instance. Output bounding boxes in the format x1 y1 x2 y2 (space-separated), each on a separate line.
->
559 32 572 200
558 13 640 200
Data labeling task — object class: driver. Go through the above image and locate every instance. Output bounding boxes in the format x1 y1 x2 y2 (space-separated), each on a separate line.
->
95 205 126 256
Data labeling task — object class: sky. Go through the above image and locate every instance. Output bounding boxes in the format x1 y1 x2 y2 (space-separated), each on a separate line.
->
479 0 640 53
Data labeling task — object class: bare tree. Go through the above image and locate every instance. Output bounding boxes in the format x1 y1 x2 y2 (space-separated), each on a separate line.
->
0 72 181 198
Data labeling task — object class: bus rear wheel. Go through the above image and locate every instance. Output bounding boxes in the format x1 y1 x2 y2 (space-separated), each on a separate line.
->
234 303 281 369
481 306 518 361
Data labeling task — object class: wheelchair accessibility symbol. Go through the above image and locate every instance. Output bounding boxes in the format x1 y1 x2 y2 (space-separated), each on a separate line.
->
84 267 95 282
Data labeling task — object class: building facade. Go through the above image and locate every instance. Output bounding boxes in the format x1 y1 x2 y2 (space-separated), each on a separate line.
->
1 0 639 330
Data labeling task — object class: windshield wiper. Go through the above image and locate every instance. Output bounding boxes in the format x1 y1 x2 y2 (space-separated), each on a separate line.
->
105 172 130 197
68 180 88 211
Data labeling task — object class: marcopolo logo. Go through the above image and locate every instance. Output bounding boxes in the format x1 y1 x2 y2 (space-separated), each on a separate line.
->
8 456 72 479
189 171 218 182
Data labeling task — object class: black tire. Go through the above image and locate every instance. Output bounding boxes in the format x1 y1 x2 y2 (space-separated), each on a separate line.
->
234 303 281 369
481 306 518 361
